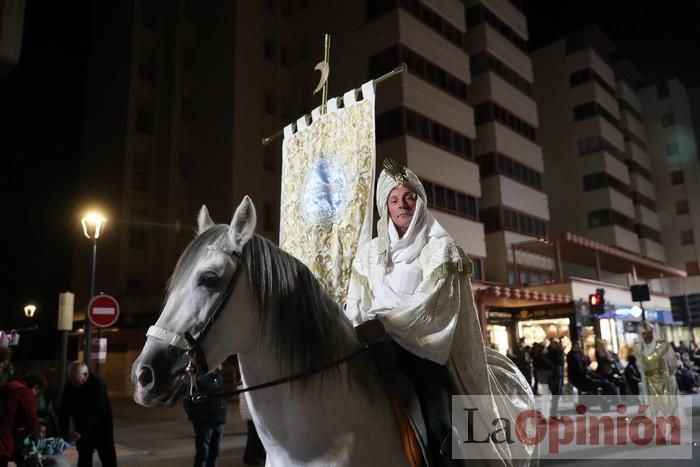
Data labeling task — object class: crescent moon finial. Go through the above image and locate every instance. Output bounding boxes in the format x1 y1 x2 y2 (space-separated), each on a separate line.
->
313 60 330 95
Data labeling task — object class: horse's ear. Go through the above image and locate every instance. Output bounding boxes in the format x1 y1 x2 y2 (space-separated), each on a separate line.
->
228 196 256 249
197 205 215 234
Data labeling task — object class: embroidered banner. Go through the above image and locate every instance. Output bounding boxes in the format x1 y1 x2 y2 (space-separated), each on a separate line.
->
280 81 376 305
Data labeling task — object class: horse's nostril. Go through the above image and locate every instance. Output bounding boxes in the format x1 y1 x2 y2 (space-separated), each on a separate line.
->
138 366 154 388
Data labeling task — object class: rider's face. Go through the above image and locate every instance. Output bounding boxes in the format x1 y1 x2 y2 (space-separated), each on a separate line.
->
387 186 417 237
642 331 653 344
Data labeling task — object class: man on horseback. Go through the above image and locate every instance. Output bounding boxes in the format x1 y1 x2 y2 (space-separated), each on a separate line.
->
345 159 472 467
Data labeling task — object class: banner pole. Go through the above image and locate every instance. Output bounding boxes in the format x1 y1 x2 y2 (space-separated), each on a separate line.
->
261 63 407 146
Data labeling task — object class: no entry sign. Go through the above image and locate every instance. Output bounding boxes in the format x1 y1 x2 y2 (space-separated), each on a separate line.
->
87 294 120 328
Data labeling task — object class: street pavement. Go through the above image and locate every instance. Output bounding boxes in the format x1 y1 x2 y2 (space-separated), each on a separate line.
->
29 394 700 466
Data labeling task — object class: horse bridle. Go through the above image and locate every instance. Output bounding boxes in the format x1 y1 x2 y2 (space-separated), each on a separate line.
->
146 246 369 403
146 247 244 401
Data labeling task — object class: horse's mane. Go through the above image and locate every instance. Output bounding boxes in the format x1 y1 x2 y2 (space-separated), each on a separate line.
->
166 225 361 376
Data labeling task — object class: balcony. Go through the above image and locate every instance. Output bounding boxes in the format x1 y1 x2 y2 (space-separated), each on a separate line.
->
470 72 538 124
479 175 549 219
465 23 532 81
640 238 666 262
566 49 614 88
473 122 544 171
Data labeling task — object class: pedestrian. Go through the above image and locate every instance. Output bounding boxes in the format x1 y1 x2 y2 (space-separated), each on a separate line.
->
546 338 564 416
0 347 41 467
58 361 116 467
183 366 226 467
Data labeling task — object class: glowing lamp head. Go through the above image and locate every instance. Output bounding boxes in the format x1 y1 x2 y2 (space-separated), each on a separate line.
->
24 304 37 318
81 212 107 239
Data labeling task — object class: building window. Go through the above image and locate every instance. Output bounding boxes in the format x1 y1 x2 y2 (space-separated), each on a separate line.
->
666 142 679 156
470 51 532 96
465 4 527 52
480 206 548 238
369 44 467 102
681 230 695 245
376 107 473 160
474 101 536 141
573 101 620 129
687 261 700 276
570 68 616 97
577 135 624 160
587 209 635 232
636 224 661 243
626 159 652 181
582 172 630 197
632 191 656 210
422 178 478 220
617 98 644 123
477 153 542 190
367 0 463 48
670 170 684 185
676 200 689 215
661 113 674 127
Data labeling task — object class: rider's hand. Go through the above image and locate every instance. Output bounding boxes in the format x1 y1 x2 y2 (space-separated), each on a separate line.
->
355 319 385 345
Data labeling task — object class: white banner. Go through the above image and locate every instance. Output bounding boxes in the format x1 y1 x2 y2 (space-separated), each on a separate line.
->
280 81 376 305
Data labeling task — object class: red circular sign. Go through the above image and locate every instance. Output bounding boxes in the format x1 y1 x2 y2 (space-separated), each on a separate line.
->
87 294 120 328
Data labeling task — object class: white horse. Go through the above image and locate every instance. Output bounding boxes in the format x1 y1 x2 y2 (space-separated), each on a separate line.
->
131 197 412 466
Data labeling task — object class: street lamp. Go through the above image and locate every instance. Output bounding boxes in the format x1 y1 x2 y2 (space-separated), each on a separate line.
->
23 304 37 318
81 211 107 369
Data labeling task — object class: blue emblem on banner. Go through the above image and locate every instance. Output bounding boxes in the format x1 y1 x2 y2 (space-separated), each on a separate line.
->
301 157 348 225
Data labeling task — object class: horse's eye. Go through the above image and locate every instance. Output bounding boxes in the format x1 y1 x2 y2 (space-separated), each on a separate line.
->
198 271 220 288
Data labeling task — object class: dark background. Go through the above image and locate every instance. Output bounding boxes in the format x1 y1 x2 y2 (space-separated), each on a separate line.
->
1 0 698 356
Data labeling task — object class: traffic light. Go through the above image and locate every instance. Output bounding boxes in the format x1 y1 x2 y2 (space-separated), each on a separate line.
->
589 288 605 315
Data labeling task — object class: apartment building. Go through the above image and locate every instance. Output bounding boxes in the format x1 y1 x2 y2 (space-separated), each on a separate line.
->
532 27 640 259
615 59 664 262
640 79 700 298
463 0 552 288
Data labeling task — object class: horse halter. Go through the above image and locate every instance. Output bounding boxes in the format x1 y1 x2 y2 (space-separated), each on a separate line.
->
146 248 244 400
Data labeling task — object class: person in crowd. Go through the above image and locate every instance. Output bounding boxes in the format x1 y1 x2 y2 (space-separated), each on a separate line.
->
595 339 627 395
531 342 552 396
183 366 227 467
546 338 564 416
58 361 116 467
677 351 699 393
509 338 533 391
567 341 620 398
624 355 642 396
634 321 679 420
0 347 41 467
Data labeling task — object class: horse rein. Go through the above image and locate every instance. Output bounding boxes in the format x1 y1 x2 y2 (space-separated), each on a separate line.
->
146 247 370 403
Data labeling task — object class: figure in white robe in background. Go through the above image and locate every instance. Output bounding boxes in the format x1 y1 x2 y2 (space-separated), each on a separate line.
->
346 159 536 467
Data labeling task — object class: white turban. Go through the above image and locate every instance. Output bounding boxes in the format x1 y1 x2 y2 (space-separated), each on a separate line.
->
375 159 446 267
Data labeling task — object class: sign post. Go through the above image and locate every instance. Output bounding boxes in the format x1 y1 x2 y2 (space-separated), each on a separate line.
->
87 295 119 366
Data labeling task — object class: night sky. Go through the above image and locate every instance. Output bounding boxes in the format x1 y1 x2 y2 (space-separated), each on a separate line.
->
1 0 698 354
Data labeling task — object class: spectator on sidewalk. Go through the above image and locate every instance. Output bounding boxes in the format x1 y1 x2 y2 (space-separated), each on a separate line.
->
183 366 227 467
0 347 41 467
58 361 116 467
546 338 564 417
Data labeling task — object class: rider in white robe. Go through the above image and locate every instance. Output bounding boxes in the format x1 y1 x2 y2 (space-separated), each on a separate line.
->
346 160 536 467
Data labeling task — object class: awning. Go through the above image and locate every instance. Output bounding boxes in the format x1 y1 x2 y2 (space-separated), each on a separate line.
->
513 232 687 280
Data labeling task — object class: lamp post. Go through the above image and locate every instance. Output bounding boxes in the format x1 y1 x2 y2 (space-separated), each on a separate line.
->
81 211 107 371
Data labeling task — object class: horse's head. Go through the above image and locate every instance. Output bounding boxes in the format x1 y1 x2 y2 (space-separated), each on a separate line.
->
131 196 259 406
